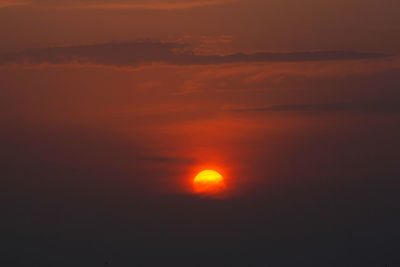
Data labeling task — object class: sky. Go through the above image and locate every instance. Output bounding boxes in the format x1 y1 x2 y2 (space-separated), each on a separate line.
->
1 0 400 266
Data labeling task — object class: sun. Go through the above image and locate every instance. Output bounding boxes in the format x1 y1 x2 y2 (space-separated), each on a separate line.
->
193 170 225 195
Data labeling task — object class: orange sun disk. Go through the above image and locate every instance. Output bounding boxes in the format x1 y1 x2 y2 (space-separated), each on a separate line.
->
193 170 225 195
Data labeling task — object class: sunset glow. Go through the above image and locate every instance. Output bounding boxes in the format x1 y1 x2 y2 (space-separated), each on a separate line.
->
2 0 400 265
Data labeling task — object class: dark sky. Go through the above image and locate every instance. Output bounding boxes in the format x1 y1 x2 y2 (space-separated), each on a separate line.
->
1 0 400 266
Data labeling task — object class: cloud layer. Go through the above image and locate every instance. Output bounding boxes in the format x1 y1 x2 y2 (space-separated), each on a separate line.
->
0 0 235 10
0 0 30 8
0 41 387 67
227 102 400 114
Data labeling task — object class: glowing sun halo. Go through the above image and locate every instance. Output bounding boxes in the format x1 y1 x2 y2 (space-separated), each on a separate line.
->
193 170 225 195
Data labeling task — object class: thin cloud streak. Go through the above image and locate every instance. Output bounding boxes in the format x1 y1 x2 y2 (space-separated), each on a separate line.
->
48 0 235 10
9 0 236 10
0 0 30 8
139 156 196 165
0 42 388 68
226 102 400 114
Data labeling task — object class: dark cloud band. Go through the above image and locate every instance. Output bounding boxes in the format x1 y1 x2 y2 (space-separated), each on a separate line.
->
227 102 400 114
0 41 387 67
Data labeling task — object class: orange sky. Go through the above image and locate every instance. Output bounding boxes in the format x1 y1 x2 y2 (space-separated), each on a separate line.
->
2 57 400 195
1 0 400 53
1 0 400 196
2 1 400 265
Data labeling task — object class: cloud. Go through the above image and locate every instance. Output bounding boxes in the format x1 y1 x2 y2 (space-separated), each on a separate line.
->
0 41 387 68
0 42 184 66
47 0 234 10
139 156 196 165
9 0 235 10
226 102 400 114
0 0 30 8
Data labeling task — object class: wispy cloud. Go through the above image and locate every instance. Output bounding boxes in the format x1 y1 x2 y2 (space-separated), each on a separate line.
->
139 156 196 165
226 102 400 114
0 0 30 8
0 41 387 68
8 0 236 10
47 0 235 10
